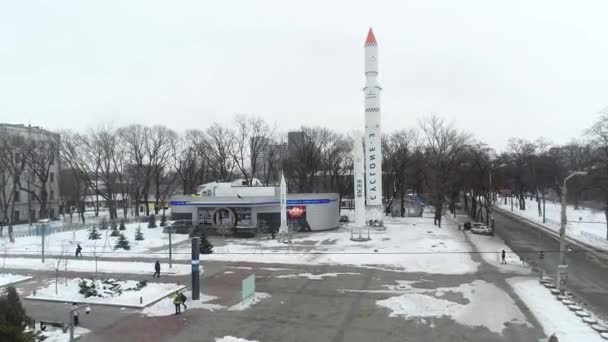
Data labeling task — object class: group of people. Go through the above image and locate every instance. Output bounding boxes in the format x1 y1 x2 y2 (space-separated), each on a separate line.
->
172 291 187 314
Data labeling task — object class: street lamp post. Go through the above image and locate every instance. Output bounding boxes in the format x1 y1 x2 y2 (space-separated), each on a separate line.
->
557 171 587 294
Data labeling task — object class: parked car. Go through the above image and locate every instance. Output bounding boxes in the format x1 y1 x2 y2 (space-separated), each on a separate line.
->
470 223 492 235
339 215 349 223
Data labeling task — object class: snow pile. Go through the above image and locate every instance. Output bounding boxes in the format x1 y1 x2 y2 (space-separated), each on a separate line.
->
180 216 479 275
275 272 360 280
376 280 528 334
28 278 184 308
496 197 608 251
0 273 32 287
39 326 90 342
228 292 271 311
142 291 226 316
507 277 603 341
215 337 258 342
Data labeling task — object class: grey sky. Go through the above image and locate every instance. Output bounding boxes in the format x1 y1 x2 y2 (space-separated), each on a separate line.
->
1 0 606 151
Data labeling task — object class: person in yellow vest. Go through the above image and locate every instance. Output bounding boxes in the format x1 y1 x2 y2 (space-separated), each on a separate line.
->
172 291 181 315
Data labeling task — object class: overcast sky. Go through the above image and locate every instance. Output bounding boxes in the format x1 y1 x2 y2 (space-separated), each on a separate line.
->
1 0 607 151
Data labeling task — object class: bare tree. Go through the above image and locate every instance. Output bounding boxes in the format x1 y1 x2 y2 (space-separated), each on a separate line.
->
20 135 60 219
231 115 274 186
120 125 151 216
420 115 471 227
145 126 177 213
206 123 236 182
383 129 419 217
587 111 608 239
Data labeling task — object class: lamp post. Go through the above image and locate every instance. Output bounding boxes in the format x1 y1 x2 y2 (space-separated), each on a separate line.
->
557 171 587 294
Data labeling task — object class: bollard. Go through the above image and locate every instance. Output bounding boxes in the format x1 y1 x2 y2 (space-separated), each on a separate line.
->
140 296 143 304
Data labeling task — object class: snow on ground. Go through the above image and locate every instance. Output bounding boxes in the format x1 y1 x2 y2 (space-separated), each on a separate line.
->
228 292 271 311
39 326 90 342
0 221 189 258
0 273 32 287
215 337 258 342
376 279 529 334
275 272 360 280
0 257 193 275
27 278 184 308
142 291 226 316
496 197 608 251
466 233 532 275
177 216 479 275
507 277 603 341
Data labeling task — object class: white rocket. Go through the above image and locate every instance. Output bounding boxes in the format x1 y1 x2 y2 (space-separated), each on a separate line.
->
364 28 384 224
353 132 366 227
278 172 288 235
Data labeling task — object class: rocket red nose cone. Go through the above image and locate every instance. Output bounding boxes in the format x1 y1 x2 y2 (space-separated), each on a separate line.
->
365 28 377 46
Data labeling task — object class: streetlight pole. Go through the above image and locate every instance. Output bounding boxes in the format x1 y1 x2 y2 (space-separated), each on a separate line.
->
557 171 587 294
558 171 587 265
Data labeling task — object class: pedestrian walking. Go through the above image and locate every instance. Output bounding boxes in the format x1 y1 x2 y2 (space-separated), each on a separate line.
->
180 292 187 310
72 303 80 326
172 292 181 315
153 260 161 278
501 249 507 264
75 244 82 257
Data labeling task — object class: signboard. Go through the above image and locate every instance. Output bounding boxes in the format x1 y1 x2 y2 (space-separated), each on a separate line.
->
287 206 306 219
242 274 255 301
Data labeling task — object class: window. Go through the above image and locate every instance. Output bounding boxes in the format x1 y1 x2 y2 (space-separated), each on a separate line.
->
13 210 20 222
50 172 54 182
14 190 20 202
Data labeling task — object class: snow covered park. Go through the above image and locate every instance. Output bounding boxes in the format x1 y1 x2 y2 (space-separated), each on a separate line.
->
0 220 189 258
177 216 480 275
496 197 608 251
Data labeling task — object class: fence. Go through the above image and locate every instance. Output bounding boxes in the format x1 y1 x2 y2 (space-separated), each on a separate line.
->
1 215 149 239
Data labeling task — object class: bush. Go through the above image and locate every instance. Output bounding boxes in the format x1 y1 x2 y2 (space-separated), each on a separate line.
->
148 214 157 228
135 226 144 241
114 233 131 250
88 226 101 240
199 231 214 254
110 224 120 237
119 219 126 230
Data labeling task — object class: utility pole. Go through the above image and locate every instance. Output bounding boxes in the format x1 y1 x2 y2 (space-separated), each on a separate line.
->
191 237 200 300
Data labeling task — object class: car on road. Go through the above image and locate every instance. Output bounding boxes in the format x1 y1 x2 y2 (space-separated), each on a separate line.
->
470 223 492 235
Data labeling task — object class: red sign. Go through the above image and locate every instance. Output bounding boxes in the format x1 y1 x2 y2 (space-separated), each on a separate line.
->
287 206 306 219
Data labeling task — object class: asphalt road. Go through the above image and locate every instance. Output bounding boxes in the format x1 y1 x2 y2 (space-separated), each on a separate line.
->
493 209 608 320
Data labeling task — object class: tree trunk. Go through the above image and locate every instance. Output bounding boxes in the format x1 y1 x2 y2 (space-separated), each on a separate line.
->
537 190 542 217
400 190 405 217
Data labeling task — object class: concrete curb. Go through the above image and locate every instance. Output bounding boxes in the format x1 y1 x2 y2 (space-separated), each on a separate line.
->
492 206 608 263
539 276 607 339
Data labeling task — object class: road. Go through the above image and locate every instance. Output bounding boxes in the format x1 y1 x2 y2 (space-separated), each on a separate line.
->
493 209 608 320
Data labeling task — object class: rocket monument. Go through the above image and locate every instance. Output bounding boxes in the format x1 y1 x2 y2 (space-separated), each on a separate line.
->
363 28 384 225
